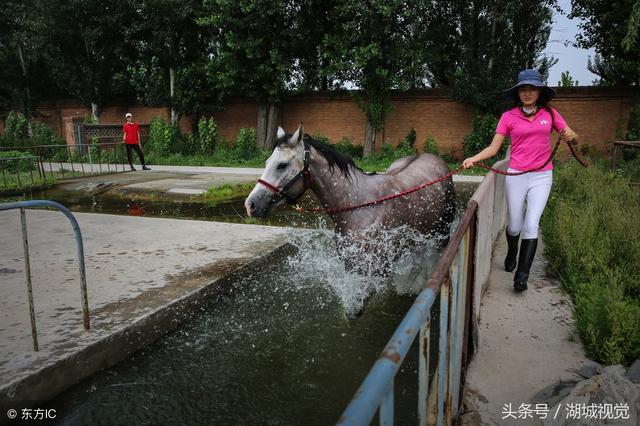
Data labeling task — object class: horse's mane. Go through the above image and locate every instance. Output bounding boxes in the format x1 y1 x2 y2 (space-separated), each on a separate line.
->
277 134 370 177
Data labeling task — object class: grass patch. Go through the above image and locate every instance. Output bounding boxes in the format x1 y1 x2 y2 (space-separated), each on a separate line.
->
202 182 255 203
540 161 640 365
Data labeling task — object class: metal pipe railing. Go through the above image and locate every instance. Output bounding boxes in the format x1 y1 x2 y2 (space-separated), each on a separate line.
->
338 200 478 426
0 200 90 351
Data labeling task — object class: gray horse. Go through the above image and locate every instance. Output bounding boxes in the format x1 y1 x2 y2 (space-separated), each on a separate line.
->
246 125 456 242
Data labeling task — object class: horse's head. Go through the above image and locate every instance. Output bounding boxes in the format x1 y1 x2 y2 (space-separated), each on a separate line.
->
245 124 310 217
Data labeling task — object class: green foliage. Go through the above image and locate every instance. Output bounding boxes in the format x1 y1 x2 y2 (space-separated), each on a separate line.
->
0 150 36 173
399 128 417 149
558 70 579 87
541 162 640 365
423 134 439 155
0 112 65 158
311 133 331 145
462 114 508 160
147 116 179 156
442 150 458 164
200 0 295 103
4 111 28 143
571 0 640 85
234 128 260 161
627 102 640 141
355 135 418 172
436 1 557 114
335 137 363 159
197 116 218 155
30 122 64 147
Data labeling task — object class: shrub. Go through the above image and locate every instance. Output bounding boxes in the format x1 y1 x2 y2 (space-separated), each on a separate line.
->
399 128 417 149
312 133 331 145
423 134 439 155
234 128 260 160
462 114 509 160
541 162 640 365
0 150 36 173
626 102 640 141
3 111 29 146
30 123 66 158
197 116 218 155
147 116 179 156
335 137 363 159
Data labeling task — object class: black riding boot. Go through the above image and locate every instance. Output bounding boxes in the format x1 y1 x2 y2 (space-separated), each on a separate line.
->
504 230 519 272
514 238 538 292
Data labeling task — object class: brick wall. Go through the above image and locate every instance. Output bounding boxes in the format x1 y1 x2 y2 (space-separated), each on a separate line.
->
2 87 636 157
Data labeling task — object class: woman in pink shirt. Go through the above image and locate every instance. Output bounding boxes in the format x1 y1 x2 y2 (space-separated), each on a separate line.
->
462 69 577 292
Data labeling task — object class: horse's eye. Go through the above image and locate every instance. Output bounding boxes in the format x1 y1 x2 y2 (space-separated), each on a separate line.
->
277 162 288 170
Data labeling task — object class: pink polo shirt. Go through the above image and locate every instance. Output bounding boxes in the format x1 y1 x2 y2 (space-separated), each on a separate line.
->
496 107 567 172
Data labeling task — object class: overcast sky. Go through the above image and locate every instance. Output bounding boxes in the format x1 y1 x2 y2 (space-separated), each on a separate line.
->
542 0 598 86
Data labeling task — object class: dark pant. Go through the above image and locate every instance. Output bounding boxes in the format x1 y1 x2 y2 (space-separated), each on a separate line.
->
125 143 145 167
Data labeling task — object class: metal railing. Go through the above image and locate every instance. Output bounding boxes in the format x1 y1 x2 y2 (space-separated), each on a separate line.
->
0 200 90 351
338 199 478 426
0 155 42 188
0 142 134 186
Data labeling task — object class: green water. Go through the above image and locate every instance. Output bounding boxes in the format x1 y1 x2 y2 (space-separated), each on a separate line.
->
51 252 436 425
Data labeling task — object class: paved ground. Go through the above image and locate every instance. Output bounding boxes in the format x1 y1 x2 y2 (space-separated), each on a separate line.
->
462 232 590 425
0 209 288 402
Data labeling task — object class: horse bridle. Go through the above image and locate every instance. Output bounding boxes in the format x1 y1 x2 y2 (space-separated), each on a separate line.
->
257 140 313 204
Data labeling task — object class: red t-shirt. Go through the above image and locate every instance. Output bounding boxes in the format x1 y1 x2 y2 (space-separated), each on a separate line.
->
123 122 139 145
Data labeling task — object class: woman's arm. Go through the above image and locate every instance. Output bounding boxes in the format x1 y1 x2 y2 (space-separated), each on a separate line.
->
462 133 506 169
559 125 578 144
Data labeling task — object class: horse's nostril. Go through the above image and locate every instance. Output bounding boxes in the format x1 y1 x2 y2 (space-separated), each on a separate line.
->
249 200 255 211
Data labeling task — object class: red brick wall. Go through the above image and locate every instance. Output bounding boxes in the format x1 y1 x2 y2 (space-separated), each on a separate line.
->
2 87 636 157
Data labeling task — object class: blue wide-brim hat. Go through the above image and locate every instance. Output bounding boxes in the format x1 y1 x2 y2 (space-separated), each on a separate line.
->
504 69 555 102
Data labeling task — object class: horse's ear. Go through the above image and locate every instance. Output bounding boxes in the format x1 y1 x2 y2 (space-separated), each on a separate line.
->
289 123 304 146
277 126 286 139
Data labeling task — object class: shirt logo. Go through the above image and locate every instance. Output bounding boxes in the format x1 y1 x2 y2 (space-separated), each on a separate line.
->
539 119 549 126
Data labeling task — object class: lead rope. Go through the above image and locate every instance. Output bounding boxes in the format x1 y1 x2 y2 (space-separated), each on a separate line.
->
294 138 588 214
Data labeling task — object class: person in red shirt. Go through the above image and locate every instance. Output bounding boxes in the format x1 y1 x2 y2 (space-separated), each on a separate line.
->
122 112 150 171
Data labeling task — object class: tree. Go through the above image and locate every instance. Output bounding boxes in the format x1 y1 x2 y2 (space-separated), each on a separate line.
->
127 0 212 126
290 0 342 92
38 0 134 122
558 70 579 87
200 0 299 149
322 0 430 156
0 0 61 130
571 0 640 85
431 0 558 114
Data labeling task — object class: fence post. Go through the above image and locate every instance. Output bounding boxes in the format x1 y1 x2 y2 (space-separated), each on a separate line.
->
20 208 39 351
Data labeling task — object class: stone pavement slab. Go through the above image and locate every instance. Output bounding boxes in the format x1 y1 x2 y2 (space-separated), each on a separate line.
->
462 232 590 426
0 209 289 403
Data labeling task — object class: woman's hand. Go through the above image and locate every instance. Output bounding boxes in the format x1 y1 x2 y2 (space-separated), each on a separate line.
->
560 126 578 145
462 157 476 169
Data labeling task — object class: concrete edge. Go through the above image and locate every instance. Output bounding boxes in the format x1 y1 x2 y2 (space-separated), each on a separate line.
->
0 242 296 405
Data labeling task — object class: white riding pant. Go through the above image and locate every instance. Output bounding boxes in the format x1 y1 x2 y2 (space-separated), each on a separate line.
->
505 168 553 239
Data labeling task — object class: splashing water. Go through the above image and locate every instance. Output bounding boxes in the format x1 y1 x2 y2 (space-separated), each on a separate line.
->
284 224 449 316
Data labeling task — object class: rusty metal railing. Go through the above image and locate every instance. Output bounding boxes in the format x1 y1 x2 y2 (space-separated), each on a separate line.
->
338 199 478 426
0 200 90 351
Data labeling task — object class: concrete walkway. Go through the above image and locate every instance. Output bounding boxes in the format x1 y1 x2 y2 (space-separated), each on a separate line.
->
462 231 590 425
0 209 289 404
